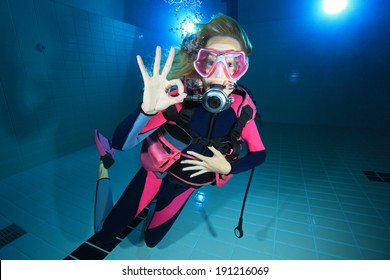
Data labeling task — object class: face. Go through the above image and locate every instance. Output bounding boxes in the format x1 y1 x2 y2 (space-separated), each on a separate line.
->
202 36 244 95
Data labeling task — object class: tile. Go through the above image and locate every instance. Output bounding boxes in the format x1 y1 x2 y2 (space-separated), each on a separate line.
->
28 222 82 255
354 234 390 255
0 244 32 260
277 218 313 234
231 246 275 260
275 229 316 250
278 210 310 224
370 199 390 210
0 196 46 233
310 206 346 220
308 197 342 210
306 184 334 195
332 182 363 192
360 249 390 260
245 206 278 221
274 242 317 260
234 230 275 251
306 191 338 201
314 227 356 246
281 200 310 214
348 222 390 238
337 195 371 207
313 216 351 232
317 252 344 260
193 235 234 259
105 248 151 260
316 239 362 259
161 230 200 249
10 233 67 260
189 248 225 260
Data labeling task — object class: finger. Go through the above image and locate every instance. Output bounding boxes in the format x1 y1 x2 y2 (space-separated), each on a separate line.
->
166 79 187 104
182 165 204 171
153 46 161 76
161 46 175 77
181 159 205 166
166 79 185 95
136 55 150 80
186 151 208 161
207 146 221 155
190 170 208 178
168 93 188 106
176 79 185 94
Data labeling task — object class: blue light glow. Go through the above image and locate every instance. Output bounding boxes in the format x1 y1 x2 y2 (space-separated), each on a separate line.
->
322 0 349 14
165 0 204 38
182 20 196 34
180 16 200 37
195 191 206 203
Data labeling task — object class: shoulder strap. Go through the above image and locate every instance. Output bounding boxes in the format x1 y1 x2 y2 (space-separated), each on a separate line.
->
226 104 253 161
163 102 195 126
230 105 253 140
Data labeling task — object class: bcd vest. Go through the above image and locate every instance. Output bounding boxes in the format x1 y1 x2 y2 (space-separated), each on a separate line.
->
140 86 257 188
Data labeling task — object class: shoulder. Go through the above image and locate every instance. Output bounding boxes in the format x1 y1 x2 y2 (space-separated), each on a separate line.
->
230 86 257 119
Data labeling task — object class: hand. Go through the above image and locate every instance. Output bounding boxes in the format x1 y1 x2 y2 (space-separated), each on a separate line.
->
137 46 187 115
181 146 232 178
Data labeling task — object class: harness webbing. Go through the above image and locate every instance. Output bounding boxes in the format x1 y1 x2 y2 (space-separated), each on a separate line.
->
163 101 253 161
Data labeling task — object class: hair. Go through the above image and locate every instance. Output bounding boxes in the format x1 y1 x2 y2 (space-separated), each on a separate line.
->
168 14 252 79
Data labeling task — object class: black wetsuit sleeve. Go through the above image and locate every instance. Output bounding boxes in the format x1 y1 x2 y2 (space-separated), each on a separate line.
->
230 150 266 174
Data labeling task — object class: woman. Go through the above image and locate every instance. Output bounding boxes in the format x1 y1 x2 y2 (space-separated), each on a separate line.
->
93 14 266 248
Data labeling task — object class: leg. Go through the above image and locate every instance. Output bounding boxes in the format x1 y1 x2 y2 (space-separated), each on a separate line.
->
94 130 115 233
94 168 163 244
94 161 113 232
144 183 195 248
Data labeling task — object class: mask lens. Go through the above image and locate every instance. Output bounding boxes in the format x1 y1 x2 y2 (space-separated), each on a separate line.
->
194 49 217 77
225 53 243 78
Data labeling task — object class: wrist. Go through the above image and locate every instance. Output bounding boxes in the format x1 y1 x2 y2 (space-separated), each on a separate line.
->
140 103 158 116
221 163 232 175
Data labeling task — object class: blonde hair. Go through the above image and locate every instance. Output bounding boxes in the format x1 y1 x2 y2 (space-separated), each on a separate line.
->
168 14 252 79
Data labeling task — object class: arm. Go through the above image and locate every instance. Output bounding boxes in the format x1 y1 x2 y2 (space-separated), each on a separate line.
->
112 45 187 150
112 105 165 150
229 118 266 174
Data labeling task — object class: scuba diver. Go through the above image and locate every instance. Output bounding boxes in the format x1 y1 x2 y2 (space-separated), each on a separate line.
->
93 14 266 248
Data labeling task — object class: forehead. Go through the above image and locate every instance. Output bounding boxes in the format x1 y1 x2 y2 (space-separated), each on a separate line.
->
205 36 242 51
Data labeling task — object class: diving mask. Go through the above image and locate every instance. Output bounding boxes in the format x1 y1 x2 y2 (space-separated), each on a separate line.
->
194 48 249 80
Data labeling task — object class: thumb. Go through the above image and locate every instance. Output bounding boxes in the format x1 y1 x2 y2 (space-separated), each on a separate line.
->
169 92 187 105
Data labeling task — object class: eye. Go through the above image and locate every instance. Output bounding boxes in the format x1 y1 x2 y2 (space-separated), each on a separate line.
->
227 62 236 68
204 54 216 67
226 58 238 70
206 59 214 66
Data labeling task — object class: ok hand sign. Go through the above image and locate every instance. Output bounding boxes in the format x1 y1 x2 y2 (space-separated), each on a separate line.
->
137 46 187 115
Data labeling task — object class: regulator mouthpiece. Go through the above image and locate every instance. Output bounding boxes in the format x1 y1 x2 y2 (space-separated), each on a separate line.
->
185 84 234 113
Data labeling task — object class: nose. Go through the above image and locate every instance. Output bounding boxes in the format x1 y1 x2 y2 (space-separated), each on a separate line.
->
212 62 228 79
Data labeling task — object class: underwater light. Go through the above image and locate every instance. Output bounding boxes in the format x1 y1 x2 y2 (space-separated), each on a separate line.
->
322 0 349 14
182 20 195 34
165 0 204 38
